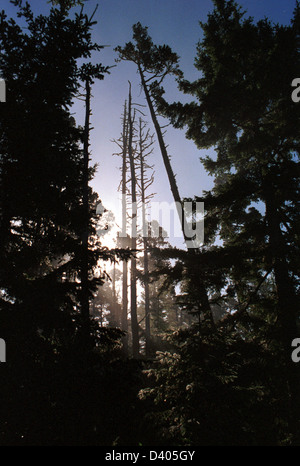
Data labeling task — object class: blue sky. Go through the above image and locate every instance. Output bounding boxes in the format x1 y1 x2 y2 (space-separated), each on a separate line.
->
2 0 298 248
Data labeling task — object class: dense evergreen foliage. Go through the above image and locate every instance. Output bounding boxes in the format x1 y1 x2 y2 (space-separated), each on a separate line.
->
152 0 300 444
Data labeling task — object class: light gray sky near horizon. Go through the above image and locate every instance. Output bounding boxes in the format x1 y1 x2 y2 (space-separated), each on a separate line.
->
3 0 298 248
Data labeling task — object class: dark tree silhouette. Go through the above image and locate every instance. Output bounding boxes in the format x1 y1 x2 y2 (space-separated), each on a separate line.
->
148 0 300 444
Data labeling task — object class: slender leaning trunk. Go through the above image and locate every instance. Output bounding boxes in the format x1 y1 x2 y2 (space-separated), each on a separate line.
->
138 63 213 324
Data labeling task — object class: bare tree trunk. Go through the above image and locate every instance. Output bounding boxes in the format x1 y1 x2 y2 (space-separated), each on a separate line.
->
138 64 186 235
138 118 151 356
128 83 139 358
122 254 128 352
80 77 91 347
143 246 150 355
118 102 129 353
110 259 117 326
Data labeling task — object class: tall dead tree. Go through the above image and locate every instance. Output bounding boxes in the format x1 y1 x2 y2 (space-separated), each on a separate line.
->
121 102 129 352
116 24 214 326
114 104 155 356
79 74 92 346
79 60 109 348
137 117 155 357
113 101 130 353
127 82 139 358
115 24 192 248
